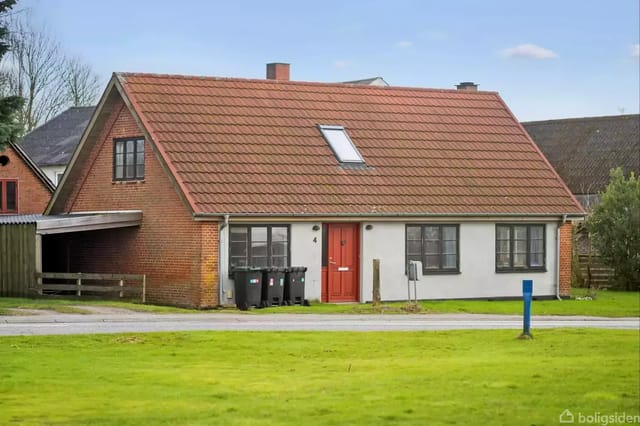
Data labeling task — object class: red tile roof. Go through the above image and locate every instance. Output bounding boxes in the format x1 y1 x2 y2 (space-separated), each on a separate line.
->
116 73 583 216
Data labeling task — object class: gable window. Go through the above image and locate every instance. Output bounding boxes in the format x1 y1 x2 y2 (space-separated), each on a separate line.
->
406 224 459 274
229 225 290 270
496 224 546 272
113 138 145 181
318 125 364 164
0 179 18 214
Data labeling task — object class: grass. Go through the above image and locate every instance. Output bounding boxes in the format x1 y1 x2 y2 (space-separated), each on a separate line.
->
0 329 638 425
0 297 198 316
1 288 638 317
259 288 640 317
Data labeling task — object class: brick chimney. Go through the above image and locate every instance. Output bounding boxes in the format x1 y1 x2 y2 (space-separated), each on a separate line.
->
456 81 478 91
266 63 290 81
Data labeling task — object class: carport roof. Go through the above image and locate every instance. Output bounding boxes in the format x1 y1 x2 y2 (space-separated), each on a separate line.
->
0 211 142 234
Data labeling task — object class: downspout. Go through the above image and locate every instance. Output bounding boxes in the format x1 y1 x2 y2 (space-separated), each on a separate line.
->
218 214 230 306
556 214 568 300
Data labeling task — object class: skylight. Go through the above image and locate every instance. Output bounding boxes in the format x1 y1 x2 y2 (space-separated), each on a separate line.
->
318 125 364 164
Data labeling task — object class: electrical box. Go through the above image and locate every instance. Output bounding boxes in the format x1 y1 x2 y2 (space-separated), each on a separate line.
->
408 261 422 281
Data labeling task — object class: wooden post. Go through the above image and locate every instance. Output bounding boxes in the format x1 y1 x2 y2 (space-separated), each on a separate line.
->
35 235 43 295
119 279 124 298
142 275 146 304
76 272 82 296
372 259 381 306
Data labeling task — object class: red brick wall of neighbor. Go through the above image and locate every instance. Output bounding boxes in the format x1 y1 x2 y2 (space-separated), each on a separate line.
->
0 145 51 214
559 222 573 297
53 99 218 307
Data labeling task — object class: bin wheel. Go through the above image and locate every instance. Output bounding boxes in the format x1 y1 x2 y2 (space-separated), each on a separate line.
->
237 301 249 311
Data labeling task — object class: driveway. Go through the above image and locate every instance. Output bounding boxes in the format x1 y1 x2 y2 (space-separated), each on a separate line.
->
1 312 638 336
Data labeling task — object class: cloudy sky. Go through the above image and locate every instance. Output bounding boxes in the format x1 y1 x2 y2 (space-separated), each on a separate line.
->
19 0 640 121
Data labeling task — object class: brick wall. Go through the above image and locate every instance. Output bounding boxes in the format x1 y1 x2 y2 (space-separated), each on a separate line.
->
0 145 51 214
51 98 219 307
559 222 573 297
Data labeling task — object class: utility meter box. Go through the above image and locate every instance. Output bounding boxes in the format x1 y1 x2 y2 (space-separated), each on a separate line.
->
408 261 422 281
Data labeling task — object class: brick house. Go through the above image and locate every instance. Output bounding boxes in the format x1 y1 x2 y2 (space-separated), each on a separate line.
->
45 64 583 308
0 143 54 215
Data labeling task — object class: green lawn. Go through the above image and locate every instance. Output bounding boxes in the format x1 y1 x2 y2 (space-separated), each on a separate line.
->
0 297 197 316
1 288 638 317
0 329 638 425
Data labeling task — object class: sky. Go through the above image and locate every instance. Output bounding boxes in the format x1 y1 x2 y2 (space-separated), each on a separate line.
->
18 0 640 121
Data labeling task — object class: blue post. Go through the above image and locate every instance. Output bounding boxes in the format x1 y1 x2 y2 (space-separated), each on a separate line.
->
520 279 533 339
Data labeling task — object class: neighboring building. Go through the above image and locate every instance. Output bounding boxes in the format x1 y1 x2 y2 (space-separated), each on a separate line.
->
44 63 583 308
19 106 95 186
0 143 54 215
523 114 640 210
343 77 389 86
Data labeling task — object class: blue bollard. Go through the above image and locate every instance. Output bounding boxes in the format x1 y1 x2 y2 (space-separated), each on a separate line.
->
520 280 533 339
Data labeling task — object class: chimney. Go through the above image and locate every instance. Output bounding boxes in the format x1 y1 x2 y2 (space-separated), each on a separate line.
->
456 81 478 91
266 63 290 81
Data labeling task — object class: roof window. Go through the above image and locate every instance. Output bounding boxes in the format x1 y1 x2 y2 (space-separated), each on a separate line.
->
318 125 364 164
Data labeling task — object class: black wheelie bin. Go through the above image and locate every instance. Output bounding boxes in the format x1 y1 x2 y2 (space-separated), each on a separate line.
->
260 267 286 307
233 267 262 310
284 266 307 305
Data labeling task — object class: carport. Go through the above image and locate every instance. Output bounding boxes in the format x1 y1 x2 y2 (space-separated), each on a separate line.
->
0 211 142 297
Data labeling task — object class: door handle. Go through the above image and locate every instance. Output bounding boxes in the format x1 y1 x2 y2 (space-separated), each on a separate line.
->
329 261 337 265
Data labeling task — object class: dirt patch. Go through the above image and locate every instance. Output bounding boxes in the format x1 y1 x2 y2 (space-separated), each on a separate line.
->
4 308 64 316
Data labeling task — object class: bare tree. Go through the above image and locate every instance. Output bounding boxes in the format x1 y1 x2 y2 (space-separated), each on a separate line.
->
0 14 101 133
3 16 67 131
63 56 100 107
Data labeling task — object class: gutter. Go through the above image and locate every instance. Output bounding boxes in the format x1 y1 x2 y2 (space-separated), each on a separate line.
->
218 214 230 306
556 214 568 300
193 212 586 220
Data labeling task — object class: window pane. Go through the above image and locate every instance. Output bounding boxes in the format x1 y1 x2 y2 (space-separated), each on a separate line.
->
443 240 456 255
136 139 145 154
497 226 510 240
497 240 510 254
423 226 438 240
497 253 510 268
407 240 421 256
424 240 439 255
271 227 287 242
251 227 268 267
530 239 544 254
115 141 124 154
443 254 457 269
406 226 421 240
271 241 287 257
425 254 440 269
126 140 134 153
125 154 135 178
442 226 457 241
530 253 544 267
251 227 267 242
514 253 527 267
136 140 145 178
530 225 543 240
272 255 287 268
320 127 364 163
514 240 527 255
6 181 16 211
229 227 248 268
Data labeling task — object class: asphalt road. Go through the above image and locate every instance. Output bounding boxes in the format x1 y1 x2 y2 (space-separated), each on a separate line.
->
1 313 638 336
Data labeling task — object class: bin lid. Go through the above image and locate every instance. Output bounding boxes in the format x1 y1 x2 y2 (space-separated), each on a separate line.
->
288 266 308 272
232 266 263 272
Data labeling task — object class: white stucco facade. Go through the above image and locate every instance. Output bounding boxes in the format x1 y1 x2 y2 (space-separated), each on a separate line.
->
41 165 66 186
218 220 561 305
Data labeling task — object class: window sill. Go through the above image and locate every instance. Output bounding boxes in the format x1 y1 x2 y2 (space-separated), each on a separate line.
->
406 270 461 276
495 268 547 273
112 180 145 185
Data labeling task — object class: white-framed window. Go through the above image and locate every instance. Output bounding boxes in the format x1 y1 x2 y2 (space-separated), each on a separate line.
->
318 125 364 164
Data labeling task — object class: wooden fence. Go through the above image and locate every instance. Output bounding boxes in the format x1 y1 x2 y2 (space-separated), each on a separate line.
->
0 223 36 297
577 255 613 289
32 272 146 302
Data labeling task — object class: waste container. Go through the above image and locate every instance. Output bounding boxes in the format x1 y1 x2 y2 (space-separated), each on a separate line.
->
284 266 307 305
233 267 263 310
261 267 286 307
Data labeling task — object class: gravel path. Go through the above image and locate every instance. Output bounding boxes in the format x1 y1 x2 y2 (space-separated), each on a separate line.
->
0 312 637 336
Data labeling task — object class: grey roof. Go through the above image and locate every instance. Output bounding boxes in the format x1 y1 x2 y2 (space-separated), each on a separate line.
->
0 214 44 225
523 114 640 195
342 77 389 86
6 143 56 192
18 106 94 166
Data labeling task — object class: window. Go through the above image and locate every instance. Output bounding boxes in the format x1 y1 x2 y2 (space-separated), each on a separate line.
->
496 224 546 271
406 224 459 273
229 225 290 270
318 125 364 164
113 138 145 180
0 179 18 214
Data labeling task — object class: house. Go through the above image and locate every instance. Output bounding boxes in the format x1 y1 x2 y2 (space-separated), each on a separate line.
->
523 114 640 210
43 63 583 308
0 143 54 215
343 77 389 86
19 106 95 186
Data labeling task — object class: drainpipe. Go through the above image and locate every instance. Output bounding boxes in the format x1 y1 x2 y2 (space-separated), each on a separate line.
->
218 214 230 306
556 214 568 300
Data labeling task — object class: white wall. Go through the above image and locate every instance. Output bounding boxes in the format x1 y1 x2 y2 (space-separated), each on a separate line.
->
41 165 66 186
217 220 560 305
360 222 559 302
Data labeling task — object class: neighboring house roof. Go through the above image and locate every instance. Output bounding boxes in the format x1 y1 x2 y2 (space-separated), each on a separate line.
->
19 106 95 167
4 143 55 192
51 72 583 217
523 114 640 196
342 77 389 86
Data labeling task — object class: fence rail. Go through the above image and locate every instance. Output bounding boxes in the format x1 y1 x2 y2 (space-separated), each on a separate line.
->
32 272 146 303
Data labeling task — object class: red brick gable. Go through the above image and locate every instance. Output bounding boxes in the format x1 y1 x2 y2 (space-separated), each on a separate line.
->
115 73 583 216
0 144 52 214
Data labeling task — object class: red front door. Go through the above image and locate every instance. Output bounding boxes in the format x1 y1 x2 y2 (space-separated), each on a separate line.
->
326 223 359 302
